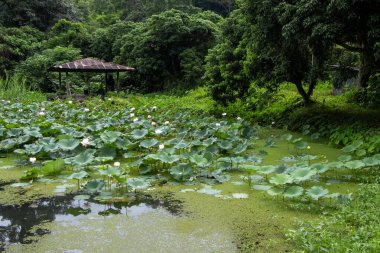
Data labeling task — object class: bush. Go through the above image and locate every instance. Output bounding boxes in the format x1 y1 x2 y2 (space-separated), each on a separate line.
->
288 184 380 252
17 46 81 92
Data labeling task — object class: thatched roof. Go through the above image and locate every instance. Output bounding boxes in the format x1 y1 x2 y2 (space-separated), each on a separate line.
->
49 58 135 73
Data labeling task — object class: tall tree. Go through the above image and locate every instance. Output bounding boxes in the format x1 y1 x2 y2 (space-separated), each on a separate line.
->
0 0 76 31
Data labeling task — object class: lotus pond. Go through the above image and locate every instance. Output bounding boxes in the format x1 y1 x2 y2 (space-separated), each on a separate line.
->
0 98 378 252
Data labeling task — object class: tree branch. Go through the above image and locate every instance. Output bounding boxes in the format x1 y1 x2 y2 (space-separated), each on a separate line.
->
337 43 363 53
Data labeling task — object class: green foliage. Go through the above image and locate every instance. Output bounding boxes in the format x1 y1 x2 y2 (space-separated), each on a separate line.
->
0 0 77 31
288 184 380 252
116 9 221 91
204 9 251 105
45 19 91 56
17 46 81 92
0 26 44 75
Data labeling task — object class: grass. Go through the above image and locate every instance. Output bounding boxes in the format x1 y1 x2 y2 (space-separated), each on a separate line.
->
0 73 46 103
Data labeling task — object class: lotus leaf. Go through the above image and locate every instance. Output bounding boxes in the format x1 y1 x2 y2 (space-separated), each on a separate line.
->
258 165 276 175
170 163 193 181
69 171 88 180
84 180 105 193
294 141 308 150
338 154 352 162
125 177 150 189
306 186 329 200
130 129 148 139
345 160 365 170
197 185 221 195
269 174 294 185
283 186 304 198
100 130 120 143
140 139 159 148
292 167 316 181
58 138 80 151
310 163 329 173
267 187 284 196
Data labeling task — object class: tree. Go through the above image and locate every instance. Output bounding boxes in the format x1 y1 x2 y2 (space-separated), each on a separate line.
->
116 10 221 91
0 0 76 31
17 46 81 92
204 9 252 105
0 26 44 76
193 0 237 16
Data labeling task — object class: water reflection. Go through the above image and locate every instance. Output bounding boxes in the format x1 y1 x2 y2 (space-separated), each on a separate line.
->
0 193 182 251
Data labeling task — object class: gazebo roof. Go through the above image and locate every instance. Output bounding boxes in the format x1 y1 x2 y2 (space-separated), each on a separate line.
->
49 58 135 73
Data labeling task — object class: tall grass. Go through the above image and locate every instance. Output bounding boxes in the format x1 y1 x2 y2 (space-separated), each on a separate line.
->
0 73 46 102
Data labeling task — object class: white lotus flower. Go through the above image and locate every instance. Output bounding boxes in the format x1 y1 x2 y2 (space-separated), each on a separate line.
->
147 115 152 119
216 123 221 127
164 121 170 125
222 112 227 116
155 129 163 134
237 116 242 121
272 121 275 125
152 106 157 111
130 113 135 118
38 111 46 116
114 162 121 167
18 109 23 112
84 108 90 112
159 144 165 150
68 100 73 104
151 121 157 126
133 118 138 122
29 157 36 164
131 107 135 111
81 138 90 147
41 108 45 111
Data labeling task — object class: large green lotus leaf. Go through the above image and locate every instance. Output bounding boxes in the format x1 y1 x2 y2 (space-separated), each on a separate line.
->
41 159 65 176
258 165 276 175
211 169 231 183
174 140 190 149
58 138 80 151
189 154 209 167
84 180 105 194
231 156 247 164
7 128 22 137
98 165 122 177
217 140 233 150
24 143 43 155
292 167 316 181
269 174 294 185
17 135 30 145
306 186 329 200
44 143 59 152
283 186 304 198
130 129 148 140
202 138 215 147
170 163 193 181
146 152 179 164
140 139 158 149
338 154 352 162
205 144 219 154
328 161 344 169
97 146 117 160
125 177 150 189
69 170 89 180
342 144 357 153
116 139 137 150
100 130 119 143
24 126 42 138
310 163 329 173
363 157 380 166
233 143 248 154
74 195 91 200
294 141 308 150
373 154 380 160
267 187 284 196
345 160 365 170
72 150 94 166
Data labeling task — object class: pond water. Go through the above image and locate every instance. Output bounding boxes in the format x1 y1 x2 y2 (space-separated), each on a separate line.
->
1 193 236 253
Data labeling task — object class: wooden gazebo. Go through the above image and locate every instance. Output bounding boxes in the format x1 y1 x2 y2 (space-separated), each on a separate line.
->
49 58 135 96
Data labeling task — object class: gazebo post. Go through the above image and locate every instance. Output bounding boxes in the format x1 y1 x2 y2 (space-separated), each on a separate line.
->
104 72 108 93
59 72 62 88
65 72 72 97
116 72 120 92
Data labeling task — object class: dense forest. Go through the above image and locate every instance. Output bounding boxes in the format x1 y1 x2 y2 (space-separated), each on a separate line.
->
1 0 379 106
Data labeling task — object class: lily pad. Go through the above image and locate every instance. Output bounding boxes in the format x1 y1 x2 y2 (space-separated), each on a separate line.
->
283 186 304 198
307 186 329 200
170 163 193 181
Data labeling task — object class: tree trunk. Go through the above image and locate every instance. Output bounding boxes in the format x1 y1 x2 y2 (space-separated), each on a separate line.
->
358 47 374 89
294 80 312 105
